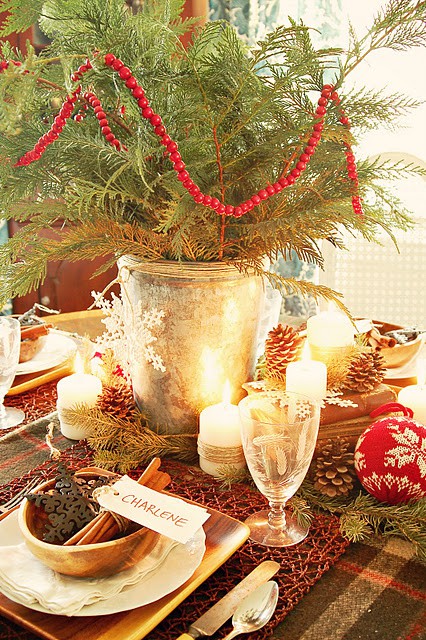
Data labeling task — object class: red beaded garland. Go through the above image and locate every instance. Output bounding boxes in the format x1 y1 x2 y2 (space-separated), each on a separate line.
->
11 51 364 218
83 91 122 150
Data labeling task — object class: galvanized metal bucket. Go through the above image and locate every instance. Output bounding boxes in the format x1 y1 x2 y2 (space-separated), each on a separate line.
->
118 257 266 434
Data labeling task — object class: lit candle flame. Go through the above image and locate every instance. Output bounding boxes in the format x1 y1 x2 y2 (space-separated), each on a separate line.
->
200 346 225 403
73 351 84 374
222 380 232 405
301 340 311 361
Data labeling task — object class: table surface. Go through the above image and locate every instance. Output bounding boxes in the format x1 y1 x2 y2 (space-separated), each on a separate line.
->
1 310 425 640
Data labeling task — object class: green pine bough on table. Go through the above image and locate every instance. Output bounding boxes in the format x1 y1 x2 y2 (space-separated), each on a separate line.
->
298 481 426 565
61 404 198 471
0 0 425 308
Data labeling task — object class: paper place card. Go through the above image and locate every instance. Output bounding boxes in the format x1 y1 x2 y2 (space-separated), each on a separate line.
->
96 475 210 544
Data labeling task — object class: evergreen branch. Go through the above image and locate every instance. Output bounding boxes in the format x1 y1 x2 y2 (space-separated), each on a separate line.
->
299 480 426 564
342 0 426 79
263 273 350 315
0 0 423 301
0 0 45 35
62 404 198 473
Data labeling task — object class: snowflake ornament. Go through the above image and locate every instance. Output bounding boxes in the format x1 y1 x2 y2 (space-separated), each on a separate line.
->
91 291 166 379
324 388 358 409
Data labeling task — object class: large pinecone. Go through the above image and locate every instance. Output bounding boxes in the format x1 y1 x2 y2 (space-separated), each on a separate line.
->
312 437 357 497
343 350 386 393
264 324 304 381
97 382 136 420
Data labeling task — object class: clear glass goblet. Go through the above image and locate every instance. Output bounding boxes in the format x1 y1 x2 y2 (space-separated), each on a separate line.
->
0 316 25 429
238 390 320 547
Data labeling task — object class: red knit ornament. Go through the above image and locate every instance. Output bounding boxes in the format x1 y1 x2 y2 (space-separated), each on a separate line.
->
354 414 426 505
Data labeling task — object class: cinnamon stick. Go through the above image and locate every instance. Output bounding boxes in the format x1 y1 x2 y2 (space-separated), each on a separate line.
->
367 327 397 349
20 323 52 341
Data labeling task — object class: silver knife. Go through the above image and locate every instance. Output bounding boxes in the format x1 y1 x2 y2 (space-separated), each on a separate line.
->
175 560 280 639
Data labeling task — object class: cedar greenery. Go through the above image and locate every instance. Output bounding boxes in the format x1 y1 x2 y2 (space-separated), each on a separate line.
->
0 0 425 306
299 480 426 564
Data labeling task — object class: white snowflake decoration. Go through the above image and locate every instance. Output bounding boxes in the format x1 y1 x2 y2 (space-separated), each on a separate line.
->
324 388 358 408
91 290 166 379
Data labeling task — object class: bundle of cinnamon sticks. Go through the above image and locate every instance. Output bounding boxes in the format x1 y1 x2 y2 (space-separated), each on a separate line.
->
366 326 397 350
64 458 171 546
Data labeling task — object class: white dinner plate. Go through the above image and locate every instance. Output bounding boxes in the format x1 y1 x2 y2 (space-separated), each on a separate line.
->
0 510 206 616
16 332 77 375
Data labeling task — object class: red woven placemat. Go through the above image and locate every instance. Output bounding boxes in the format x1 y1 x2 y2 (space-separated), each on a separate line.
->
0 443 349 640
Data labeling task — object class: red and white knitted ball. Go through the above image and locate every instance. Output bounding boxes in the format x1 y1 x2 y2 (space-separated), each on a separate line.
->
354 415 426 505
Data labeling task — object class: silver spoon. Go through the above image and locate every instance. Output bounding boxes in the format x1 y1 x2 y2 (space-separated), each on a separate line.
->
222 580 279 640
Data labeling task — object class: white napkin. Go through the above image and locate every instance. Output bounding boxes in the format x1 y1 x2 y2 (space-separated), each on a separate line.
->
0 525 178 616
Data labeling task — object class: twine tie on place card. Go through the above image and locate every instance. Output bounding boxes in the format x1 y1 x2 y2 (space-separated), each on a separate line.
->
92 486 129 533
197 439 245 465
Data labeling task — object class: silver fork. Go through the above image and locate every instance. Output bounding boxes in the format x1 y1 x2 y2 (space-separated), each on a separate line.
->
0 476 42 514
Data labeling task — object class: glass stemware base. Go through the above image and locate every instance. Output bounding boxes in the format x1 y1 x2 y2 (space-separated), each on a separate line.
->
0 406 25 429
244 508 309 547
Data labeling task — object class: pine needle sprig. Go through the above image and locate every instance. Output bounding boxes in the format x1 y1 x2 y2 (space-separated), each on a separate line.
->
62 404 198 473
299 479 426 564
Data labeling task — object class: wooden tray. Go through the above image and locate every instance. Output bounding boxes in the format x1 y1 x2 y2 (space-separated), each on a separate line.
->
7 361 74 396
0 505 250 640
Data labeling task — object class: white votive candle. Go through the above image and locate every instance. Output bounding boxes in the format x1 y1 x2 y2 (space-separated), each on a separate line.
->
397 359 426 424
286 359 327 401
397 385 426 424
57 373 102 440
198 383 245 476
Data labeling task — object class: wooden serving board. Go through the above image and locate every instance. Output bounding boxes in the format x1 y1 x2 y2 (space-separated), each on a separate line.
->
7 361 74 396
0 505 250 640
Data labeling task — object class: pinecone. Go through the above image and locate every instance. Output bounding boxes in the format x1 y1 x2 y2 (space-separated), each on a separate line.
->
312 437 357 497
343 350 386 393
97 382 136 420
264 324 304 381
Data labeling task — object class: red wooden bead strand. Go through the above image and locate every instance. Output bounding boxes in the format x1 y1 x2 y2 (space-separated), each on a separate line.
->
14 60 92 167
330 91 364 217
83 90 123 150
14 51 364 221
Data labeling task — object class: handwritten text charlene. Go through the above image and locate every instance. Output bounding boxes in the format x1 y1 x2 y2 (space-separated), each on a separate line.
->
122 494 189 528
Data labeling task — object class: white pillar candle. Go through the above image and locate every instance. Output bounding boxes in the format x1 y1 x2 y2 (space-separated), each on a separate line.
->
57 373 102 440
307 308 354 363
397 385 426 424
397 358 426 424
307 310 354 348
198 383 245 477
285 359 327 401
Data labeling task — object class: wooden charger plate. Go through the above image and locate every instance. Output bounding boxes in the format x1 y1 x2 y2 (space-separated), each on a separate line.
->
0 503 250 640
7 360 74 396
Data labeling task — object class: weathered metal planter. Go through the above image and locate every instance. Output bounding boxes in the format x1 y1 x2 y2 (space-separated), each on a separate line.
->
118 257 265 434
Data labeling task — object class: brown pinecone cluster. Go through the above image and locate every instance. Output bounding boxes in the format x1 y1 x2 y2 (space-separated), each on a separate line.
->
97 382 136 420
312 437 357 497
264 324 304 381
343 350 386 393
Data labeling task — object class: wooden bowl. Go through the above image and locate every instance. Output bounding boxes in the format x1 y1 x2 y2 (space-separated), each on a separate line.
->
18 469 160 578
19 336 46 363
373 320 424 369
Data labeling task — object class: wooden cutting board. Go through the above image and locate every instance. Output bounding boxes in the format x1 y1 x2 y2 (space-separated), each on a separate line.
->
0 505 250 640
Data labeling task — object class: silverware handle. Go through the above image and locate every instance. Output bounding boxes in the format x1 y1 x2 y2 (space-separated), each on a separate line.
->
175 635 196 640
